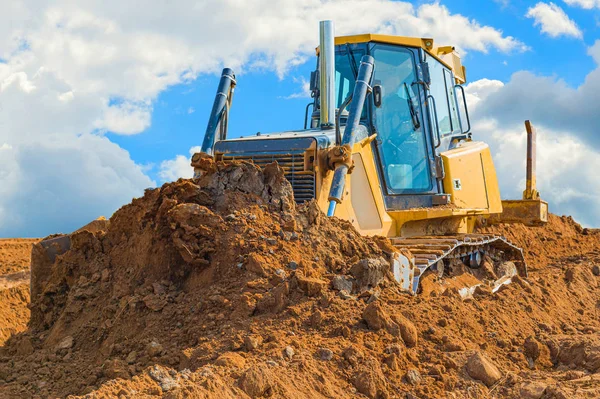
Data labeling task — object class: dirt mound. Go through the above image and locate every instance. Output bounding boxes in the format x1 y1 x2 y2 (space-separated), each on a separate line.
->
0 238 38 275
482 214 600 269
0 162 599 399
0 239 35 346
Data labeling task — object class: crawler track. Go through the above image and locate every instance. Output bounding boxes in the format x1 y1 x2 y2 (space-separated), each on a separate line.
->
392 234 527 292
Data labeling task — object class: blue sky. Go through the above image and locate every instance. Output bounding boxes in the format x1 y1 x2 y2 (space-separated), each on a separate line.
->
2 0 600 237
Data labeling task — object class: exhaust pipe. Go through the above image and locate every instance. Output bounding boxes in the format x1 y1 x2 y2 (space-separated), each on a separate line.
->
319 20 335 129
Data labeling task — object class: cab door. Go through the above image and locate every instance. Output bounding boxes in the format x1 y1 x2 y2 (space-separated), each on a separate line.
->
369 43 439 209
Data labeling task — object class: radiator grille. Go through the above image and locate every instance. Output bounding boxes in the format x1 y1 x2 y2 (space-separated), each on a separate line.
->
222 152 316 204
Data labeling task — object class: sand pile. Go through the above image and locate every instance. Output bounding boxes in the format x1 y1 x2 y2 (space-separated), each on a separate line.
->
0 239 37 345
0 161 599 399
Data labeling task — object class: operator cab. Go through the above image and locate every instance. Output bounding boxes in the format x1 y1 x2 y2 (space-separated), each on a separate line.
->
310 35 470 209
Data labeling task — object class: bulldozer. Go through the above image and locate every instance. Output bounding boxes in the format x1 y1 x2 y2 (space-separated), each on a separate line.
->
191 20 548 294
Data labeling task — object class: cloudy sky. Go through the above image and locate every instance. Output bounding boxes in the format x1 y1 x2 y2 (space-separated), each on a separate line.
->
1 0 600 237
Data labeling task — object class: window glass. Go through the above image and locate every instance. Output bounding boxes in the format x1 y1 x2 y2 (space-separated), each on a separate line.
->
428 59 453 136
372 44 431 192
444 69 461 134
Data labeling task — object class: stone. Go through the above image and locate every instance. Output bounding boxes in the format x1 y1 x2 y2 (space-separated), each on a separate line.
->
404 369 422 385
519 382 547 399
332 275 353 293
592 265 600 276
350 257 390 292
239 365 274 398
146 341 163 357
296 274 327 297
353 361 389 399
363 301 390 331
283 346 295 359
215 352 246 368
56 336 74 351
287 261 298 270
126 351 137 364
466 351 502 387
148 365 179 392
393 315 418 348
244 335 263 352
15 337 34 356
318 348 334 361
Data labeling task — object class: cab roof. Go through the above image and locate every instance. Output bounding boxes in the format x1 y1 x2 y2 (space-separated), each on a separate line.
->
324 33 466 84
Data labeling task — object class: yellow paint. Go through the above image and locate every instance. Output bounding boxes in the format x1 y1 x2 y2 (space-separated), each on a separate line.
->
441 141 502 214
313 139 503 238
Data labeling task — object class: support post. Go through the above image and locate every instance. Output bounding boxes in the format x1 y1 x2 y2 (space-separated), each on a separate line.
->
523 120 539 200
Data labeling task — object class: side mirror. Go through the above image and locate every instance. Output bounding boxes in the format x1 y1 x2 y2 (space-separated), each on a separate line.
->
373 84 383 108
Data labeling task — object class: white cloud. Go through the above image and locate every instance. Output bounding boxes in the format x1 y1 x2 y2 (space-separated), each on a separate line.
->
564 0 600 9
465 74 600 227
526 2 583 39
283 77 311 99
0 0 526 236
159 146 201 182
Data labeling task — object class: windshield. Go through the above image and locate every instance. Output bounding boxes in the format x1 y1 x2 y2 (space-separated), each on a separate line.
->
334 49 363 108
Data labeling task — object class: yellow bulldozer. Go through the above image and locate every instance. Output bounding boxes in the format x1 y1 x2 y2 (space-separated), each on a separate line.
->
192 20 548 294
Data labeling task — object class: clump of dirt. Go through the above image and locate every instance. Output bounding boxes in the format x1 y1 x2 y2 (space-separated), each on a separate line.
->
0 285 30 346
0 162 599 399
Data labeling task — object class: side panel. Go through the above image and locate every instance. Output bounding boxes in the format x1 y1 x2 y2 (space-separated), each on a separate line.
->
441 141 502 213
350 153 382 231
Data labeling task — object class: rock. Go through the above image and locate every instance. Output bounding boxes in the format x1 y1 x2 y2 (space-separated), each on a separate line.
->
519 382 547 399
296 274 327 297
215 352 246 368
523 336 552 368
283 346 295 359
332 275 353 293
126 351 137 364
56 336 74 351
442 336 466 352
244 335 263 352
266 237 277 245
143 294 167 312
592 265 600 276
103 359 130 380
246 253 270 277
288 261 298 270
239 365 274 398
404 369 422 385
318 348 333 361
148 365 179 392
146 341 164 357
350 257 390 292
393 315 418 348
15 337 34 356
362 301 390 331
466 351 502 387
353 361 389 399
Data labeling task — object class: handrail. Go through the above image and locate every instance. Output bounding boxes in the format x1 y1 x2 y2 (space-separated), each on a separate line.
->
455 84 471 134
427 94 441 148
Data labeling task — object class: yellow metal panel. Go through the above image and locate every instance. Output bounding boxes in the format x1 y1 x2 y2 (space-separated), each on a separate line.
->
334 34 434 51
441 141 502 213
331 34 465 80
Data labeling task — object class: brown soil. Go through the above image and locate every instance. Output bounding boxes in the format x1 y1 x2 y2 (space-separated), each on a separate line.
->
0 162 599 399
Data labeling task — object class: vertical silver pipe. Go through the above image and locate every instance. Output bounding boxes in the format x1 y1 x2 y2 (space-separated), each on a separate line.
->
319 20 335 129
